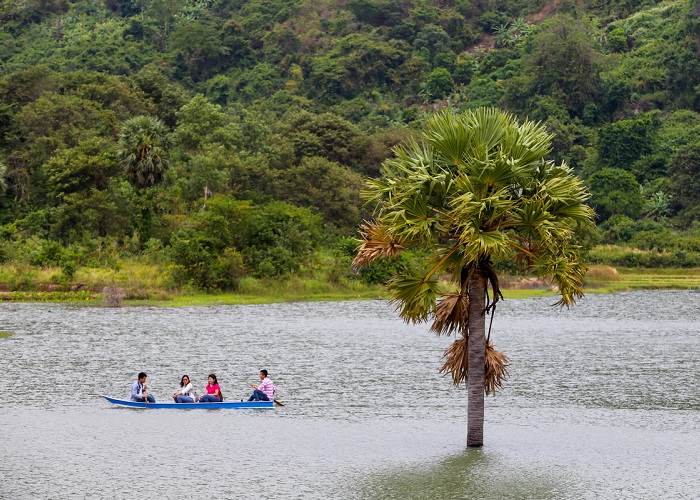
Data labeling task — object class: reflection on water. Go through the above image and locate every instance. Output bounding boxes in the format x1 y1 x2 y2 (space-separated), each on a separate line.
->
0 290 698 499
361 449 567 499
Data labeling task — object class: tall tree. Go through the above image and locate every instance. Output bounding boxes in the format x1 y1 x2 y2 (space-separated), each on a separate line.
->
521 15 601 117
353 108 594 446
118 115 171 189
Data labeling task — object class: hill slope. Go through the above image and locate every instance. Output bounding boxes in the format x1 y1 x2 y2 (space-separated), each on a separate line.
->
1 0 700 292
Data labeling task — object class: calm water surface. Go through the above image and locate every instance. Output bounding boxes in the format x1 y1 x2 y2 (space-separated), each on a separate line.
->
0 291 698 499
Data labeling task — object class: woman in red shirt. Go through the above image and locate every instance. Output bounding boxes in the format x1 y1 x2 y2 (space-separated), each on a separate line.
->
198 374 222 402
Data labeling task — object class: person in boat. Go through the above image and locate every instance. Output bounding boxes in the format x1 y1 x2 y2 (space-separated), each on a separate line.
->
172 374 196 403
247 369 275 401
130 372 155 403
198 373 222 403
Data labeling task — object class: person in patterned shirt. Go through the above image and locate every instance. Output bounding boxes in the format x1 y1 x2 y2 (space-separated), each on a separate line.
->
247 369 275 401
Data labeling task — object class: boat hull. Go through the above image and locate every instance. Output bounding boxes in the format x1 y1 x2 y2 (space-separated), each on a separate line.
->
103 396 274 409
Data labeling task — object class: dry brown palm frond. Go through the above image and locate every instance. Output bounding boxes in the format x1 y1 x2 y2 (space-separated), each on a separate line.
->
430 292 469 336
351 220 404 271
439 338 510 394
439 337 469 385
484 342 509 395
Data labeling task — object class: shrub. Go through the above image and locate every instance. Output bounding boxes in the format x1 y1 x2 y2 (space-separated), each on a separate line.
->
425 67 455 100
359 253 410 285
244 202 324 278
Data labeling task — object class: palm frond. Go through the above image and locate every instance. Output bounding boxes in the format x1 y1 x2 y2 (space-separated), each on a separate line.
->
427 245 469 283
440 337 469 385
532 245 587 306
484 342 510 395
422 110 473 166
462 107 507 152
430 292 469 336
510 199 556 241
439 338 510 393
352 220 405 270
479 156 519 188
502 118 554 167
384 194 438 242
387 269 440 323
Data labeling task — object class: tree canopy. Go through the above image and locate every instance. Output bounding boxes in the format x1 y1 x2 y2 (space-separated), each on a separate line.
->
1 0 700 290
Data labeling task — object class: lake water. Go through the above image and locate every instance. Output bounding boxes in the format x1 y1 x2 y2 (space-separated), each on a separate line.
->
0 291 698 499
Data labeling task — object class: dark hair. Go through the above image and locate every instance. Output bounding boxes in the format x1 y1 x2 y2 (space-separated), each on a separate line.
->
260 369 268 377
138 372 147 379
208 373 218 384
180 374 190 387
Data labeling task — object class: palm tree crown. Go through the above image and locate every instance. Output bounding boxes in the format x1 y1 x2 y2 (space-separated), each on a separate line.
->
118 116 172 189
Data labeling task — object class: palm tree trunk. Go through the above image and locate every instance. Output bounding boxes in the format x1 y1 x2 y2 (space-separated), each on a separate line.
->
467 268 486 447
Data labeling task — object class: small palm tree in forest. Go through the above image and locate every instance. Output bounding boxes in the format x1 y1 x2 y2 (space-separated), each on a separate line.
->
118 116 172 189
353 108 594 446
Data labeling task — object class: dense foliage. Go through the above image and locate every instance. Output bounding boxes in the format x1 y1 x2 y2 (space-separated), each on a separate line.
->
2 0 700 291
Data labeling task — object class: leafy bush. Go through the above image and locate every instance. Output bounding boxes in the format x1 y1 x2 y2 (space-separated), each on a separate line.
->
244 201 324 278
359 253 410 285
425 68 455 100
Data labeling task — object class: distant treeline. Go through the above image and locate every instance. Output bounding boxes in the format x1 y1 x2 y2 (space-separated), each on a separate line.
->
1 0 700 290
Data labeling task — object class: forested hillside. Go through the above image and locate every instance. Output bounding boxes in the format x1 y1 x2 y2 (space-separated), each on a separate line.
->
1 0 700 295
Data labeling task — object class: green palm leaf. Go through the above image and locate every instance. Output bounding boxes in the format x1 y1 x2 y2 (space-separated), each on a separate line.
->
388 268 441 323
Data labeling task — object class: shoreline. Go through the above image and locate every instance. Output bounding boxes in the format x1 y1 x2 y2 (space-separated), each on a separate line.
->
1 266 699 306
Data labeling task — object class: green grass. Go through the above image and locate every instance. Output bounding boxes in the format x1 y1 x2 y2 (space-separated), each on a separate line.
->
584 266 700 293
133 289 388 307
2 259 700 306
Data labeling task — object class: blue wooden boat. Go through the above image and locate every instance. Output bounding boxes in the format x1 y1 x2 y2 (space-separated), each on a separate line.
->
103 396 274 409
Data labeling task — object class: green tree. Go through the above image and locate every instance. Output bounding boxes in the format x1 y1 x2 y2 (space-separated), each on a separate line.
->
597 115 654 170
118 115 172 189
17 93 116 165
44 137 119 199
587 167 644 221
0 66 61 110
425 67 454 100
61 70 155 121
466 78 505 109
521 15 601 117
606 27 629 53
245 201 324 278
52 186 131 240
174 94 235 151
268 156 364 231
130 67 189 127
353 108 594 446
413 24 451 63
277 110 369 170
668 143 700 224
169 19 224 79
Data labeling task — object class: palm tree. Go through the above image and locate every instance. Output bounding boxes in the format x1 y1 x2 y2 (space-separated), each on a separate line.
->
118 116 172 189
353 108 594 447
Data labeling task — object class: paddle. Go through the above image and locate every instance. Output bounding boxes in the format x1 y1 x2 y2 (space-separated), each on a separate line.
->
273 399 285 407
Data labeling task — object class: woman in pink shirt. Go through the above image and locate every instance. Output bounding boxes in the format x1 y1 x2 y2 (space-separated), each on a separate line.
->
198 374 222 403
247 369 275 401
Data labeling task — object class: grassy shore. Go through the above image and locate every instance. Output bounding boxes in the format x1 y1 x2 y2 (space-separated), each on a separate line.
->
1 263 699 306
583 265 700 293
